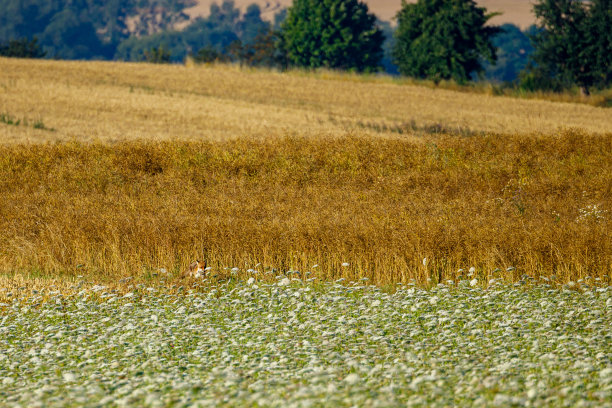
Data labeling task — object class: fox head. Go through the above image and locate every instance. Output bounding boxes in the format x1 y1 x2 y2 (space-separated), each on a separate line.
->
188 260 207 278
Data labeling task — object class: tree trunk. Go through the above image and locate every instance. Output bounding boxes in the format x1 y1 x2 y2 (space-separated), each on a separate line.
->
580 86 590 97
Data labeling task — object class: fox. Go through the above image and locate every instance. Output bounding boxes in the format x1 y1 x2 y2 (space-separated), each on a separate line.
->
185 260 207 279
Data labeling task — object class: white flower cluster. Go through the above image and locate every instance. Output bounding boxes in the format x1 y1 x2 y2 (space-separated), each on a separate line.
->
576 204 607 222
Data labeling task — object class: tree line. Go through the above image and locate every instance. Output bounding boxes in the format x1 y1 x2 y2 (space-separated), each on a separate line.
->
1 0 610 94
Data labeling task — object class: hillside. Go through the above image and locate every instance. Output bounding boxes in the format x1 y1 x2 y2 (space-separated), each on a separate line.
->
186 0 537 28
1 58 609 145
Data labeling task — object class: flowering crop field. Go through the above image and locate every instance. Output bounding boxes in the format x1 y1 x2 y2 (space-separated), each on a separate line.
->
1 279 610 407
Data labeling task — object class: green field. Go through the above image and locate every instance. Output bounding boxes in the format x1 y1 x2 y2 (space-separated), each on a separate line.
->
1 280 611 407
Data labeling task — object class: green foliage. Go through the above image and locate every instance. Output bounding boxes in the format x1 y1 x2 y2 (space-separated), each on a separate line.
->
0 37 46 58
144 46 171 63
40 7 107 59
116 22 238 63
0 112 20 126
225 31 288 69
524 0 612 95
192 46 225 63
393 0 501 83
281 0 384 72
0 112 54 131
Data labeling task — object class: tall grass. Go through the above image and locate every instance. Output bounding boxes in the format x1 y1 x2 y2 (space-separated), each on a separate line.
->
1 131 609 286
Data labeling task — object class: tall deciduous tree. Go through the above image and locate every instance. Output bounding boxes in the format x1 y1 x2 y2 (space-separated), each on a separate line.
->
528 0 612 95
281 0 384 72
393 0 500 83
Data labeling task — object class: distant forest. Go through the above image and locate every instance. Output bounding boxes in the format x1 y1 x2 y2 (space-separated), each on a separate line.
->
0 0 535 83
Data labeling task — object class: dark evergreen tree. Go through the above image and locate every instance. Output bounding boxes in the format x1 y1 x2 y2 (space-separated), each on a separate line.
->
0 37 46 58
236 4 270 45
393 0 500 83
281 0 384 72
527 0 612 95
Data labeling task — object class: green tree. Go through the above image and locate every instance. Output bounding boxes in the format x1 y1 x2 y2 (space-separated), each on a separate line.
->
192 45 225 63
393 0 500 83
41 7 107 59
144 45 171 63
236 4 271 45
281 0 384 72
527 0 612 95
227 30 288 69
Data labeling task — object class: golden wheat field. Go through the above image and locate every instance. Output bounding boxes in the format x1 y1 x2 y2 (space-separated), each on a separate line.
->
0 57 610 293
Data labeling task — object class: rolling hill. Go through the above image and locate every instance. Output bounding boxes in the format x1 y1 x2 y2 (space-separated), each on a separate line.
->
185 0 537 28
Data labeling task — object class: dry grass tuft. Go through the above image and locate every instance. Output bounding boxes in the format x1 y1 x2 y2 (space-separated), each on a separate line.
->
1 131 610 286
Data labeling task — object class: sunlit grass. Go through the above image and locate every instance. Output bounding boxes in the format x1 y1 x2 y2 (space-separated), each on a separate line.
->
1 58 612 147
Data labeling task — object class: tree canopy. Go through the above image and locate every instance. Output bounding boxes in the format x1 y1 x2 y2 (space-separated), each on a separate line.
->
525 0 612 95
0 37 46 58
281 0 384 72
393 0 501 83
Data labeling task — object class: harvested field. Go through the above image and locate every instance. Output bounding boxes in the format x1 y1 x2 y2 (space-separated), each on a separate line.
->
1 58 611 146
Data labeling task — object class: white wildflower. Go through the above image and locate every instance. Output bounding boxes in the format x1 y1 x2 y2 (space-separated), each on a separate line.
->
62 372 77 382
344 373 360 385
